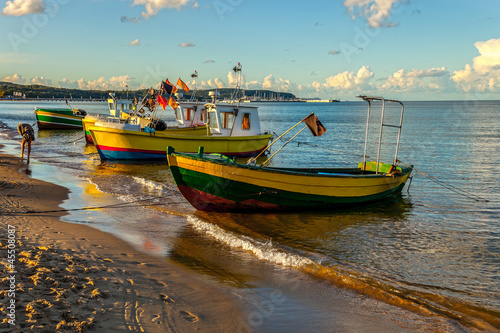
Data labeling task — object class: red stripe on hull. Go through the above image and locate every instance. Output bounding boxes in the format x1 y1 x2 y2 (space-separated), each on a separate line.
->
177 184 280 211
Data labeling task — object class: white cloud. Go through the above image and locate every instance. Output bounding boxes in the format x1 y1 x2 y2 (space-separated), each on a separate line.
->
452 38 500 93
76 76 137 90
2 0 45 16
380 67 449 91
129 39 141 46
132 0 195 19
30 76 52 86
343 0 402 28
261 74 296 92
202 78 225 89
2 73 26 84
324 65 374 90
179 42 195 47
58 78 78 89
328 50 341 55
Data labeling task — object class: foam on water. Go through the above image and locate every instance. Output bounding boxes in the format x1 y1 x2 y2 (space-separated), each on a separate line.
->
186 215 316 268
131 176 177 194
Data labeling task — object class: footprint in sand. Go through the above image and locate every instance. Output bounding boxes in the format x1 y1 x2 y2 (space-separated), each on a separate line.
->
150 279 168 287
151 314 161 324
160 294 174 304
180 310 199 323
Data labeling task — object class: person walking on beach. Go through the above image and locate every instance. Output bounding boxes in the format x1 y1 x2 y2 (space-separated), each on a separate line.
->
17 123 35 164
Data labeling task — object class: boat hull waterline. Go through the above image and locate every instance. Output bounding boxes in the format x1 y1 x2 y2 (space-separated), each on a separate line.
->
167 149 413 212
89 126 272 160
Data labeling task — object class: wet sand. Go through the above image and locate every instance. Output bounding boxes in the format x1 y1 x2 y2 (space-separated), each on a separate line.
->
0 149 248 332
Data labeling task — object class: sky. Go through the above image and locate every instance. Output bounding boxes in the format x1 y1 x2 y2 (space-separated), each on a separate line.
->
0 0 499 101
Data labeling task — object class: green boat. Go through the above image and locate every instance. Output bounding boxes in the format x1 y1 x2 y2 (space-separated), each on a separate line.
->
35 107 87 129
167 96 413 212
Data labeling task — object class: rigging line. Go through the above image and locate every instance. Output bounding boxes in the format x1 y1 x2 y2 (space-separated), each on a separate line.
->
398 161 489 202
17 196 177 215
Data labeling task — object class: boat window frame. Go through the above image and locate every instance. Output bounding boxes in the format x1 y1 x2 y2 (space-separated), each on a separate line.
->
185 108 192 121
242 113 251 130
221 112 234 129
208 110 219 130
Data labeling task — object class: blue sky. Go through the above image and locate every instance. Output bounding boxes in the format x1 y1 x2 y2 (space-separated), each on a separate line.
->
1 0 499 100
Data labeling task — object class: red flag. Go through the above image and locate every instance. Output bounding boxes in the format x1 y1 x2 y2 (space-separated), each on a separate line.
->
168 96 179 110
165 79 178 93
157 95 168 110
177 78 190 92
301 113 327 137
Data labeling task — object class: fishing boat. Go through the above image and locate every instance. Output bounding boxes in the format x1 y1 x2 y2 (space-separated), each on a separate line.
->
166 96 413 212
89 65 272 160
35 107 87 129
89 101 272 160
83 94 152 144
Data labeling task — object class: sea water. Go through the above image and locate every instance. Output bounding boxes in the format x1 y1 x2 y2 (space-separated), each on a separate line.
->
0 99 499 331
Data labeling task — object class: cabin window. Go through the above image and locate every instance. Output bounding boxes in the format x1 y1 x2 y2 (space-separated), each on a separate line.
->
222 112 234 129
108 102 114 110
209 111 219 129
121 104 125 111
186 108 192 121
242 113 251 130
201 109 207 123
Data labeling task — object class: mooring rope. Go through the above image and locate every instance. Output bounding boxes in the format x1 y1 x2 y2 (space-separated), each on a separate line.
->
273 132 490 203
0 196 183 216
397 161 489 203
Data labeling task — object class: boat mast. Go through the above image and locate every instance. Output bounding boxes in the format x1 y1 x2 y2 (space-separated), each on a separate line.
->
230 63 242 102
190 71 198 102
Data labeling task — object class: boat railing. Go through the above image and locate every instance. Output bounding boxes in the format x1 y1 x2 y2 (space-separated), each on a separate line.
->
358 96 404 174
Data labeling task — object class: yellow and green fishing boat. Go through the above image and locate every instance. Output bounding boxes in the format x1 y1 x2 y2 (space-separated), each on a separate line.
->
35 107 87 129
167 96 413 212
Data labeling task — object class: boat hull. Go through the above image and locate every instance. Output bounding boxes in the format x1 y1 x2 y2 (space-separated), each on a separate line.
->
89 126 270 160
167 150 412 212
82 116 98 143
35 108 84 129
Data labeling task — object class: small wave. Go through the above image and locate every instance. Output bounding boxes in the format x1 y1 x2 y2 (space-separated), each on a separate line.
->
186 215 316 268
132 176 177 194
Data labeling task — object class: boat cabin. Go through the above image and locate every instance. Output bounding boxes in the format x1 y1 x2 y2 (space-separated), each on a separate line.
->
175 102 207 127
204 103 263 136
107 95 137 120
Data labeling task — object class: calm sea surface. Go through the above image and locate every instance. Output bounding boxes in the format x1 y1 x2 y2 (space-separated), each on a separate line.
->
0 99 499 331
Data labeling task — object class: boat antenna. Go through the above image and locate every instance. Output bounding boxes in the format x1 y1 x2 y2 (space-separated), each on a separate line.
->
230 63 242 101
190 70 198 101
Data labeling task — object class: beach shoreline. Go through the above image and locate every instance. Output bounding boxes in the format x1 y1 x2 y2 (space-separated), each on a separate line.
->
0 148 249 332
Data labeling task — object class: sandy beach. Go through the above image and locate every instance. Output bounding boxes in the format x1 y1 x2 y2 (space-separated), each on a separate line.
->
0 148 248 332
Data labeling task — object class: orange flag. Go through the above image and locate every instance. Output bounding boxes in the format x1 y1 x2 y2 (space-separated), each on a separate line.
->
165 79 178 93
168 96 179 110
177 78 190 92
